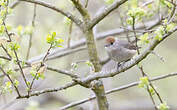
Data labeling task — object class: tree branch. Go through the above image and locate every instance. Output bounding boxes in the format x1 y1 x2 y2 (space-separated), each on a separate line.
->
78 26 177 84
59 72 177 110
26 4 37 60
88 0 129 29
27 18 162 63
15 25 177 100
16 81 77 99
70 0 89 17
18 0 83 27
47 66 78 78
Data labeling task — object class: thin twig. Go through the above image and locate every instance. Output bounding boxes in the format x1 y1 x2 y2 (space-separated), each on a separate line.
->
70 0 89 17
132 17 140 54
59 72 177 109
117 10 130 42
1 45 11 59
0 55 77 79
47 66 78 78
14 50 29 88
26 4 37 60
16 26 177 99
0 67 21 97
85 0 89 8
132 15 158 110
28 44 52 95
138 66 158 110
67 21 73 48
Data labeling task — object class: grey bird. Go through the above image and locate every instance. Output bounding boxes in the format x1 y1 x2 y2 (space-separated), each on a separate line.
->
104 36 137 68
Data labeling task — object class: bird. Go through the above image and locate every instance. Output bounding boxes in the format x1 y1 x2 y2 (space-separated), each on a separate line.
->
104 36 137 68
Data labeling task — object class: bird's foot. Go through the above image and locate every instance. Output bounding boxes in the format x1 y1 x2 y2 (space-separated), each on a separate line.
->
117 62 121 70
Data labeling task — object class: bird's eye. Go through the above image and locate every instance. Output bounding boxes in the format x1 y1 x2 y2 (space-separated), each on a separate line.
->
110 42 113 45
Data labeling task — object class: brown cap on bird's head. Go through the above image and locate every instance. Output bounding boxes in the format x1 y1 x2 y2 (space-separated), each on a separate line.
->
105 36 116 47
105 36 115 44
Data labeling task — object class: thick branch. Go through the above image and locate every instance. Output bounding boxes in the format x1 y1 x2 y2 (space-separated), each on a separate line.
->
59 72 177 110
70 0 89 17
18 0 83 27
16 81 77 99
27 18 161 63
14 20 177 100
78 26 177 84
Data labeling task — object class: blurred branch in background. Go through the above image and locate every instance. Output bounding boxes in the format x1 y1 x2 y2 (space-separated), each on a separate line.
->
15 25 177 99
27 18 162 64
26 4 37 60
59 72 177 110
18 0 83 27
88 0 129 29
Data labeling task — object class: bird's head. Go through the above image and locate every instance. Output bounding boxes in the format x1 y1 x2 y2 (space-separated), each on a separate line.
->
104 36 116 48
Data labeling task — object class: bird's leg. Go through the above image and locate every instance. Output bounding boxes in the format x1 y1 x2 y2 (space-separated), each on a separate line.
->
117 62 121 70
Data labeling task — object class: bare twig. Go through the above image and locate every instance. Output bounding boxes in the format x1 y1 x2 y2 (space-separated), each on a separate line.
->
85 0 89 8
0 67 21 97
70 0 89 17
26 4 37 60
14 50 29 88
138 66 158 110
1 45 11 59
132 15 159 110
47 66 78 78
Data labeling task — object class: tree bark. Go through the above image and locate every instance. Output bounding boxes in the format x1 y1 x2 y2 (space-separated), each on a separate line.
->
85 29 109 110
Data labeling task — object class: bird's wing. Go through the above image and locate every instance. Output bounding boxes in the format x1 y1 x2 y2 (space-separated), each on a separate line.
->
117 40 137 50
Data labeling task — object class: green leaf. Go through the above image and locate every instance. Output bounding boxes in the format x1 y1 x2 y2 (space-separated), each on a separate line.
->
85 61 93 67
154 26 165 41
138 76 149 88
139 33 149 44
0 25 5 35
63 17 72 25
127 7 145 18
126 17 133 25
166 23 175 32
6 69 15 75
71 63 78 70
157 103 169 110
14 80 19 87
9 42 20 51
1 81 12 94
148 86 155 96
17 25 23 35
46 32 64 48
